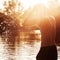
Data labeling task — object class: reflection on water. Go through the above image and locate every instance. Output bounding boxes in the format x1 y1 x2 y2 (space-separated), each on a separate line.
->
0 30 60 60
0 34 41 60
15 40 41 60
0 36 15 60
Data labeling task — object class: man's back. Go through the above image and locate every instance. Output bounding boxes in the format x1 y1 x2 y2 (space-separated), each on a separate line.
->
38 17 56 47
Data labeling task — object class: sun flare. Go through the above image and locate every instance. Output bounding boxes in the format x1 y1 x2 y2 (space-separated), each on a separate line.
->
0 0 4 11
18 0 49 10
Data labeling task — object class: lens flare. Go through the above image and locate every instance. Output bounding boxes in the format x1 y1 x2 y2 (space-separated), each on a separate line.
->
18 0 49 10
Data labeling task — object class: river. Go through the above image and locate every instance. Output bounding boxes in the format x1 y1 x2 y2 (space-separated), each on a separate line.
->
0 30 60 60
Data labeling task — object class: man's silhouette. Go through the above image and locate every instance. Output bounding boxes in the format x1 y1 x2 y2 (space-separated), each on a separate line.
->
36 16 57 60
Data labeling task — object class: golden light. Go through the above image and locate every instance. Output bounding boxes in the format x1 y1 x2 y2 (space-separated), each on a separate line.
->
0 0 4 11
18 0 49 11
34 30 41 34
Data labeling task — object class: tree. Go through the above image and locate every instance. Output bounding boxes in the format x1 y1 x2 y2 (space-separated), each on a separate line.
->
3 0 24 27
0 13 20 50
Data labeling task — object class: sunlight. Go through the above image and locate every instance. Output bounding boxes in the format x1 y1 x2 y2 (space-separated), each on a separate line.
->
34 30 41 34
0 0 4 11
57 0 60 5
18 0 49 11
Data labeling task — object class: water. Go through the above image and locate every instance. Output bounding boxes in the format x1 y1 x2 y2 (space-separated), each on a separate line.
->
0 32 60 60
15 40 41 60
57 46 60 60
0 35 41 60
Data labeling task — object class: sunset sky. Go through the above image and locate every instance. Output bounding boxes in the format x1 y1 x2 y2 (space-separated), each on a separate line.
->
0 0 60 22
18 0 60 10
0 0 60 11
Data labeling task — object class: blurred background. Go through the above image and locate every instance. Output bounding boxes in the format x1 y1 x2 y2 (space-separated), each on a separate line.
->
0 0 60 60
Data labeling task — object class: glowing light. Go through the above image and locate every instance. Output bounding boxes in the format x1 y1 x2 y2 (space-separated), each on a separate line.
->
18 0 49 10
57 0 60 5
0 0 4 11
34 30 41 34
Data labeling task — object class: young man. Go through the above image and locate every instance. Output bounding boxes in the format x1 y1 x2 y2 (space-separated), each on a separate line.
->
36 16 57 60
